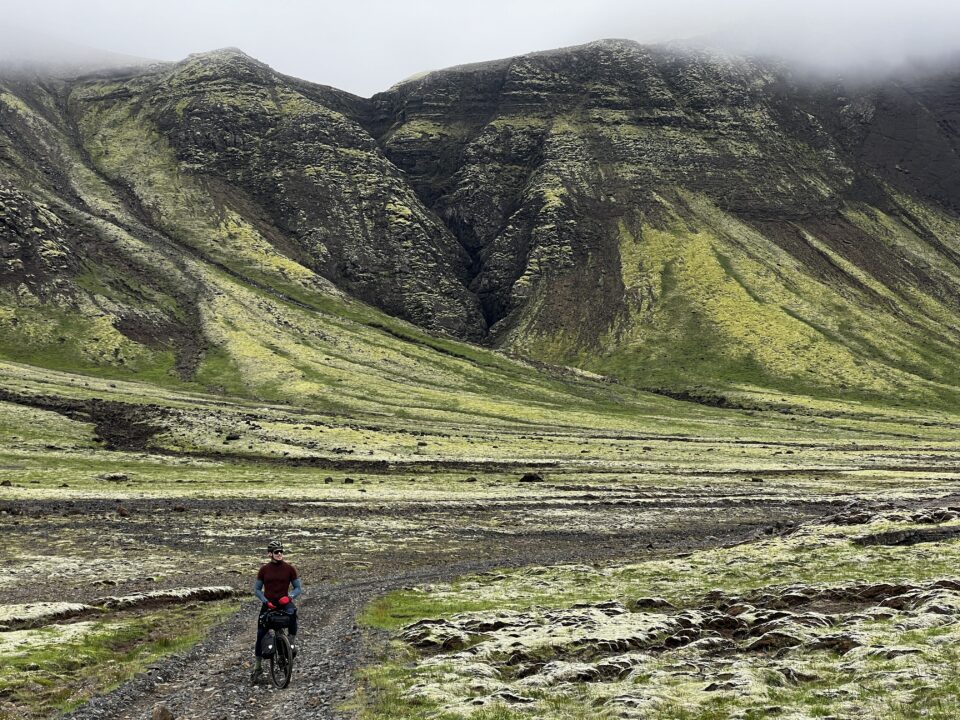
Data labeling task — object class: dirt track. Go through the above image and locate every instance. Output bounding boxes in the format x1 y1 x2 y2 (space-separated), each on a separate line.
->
57 496 854 720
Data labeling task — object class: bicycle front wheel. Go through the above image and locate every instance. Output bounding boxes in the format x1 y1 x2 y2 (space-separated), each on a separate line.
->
270 632 293 688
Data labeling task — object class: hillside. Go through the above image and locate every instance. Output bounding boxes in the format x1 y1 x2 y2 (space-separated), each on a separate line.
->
368 40 960 405
2 41 960 409
7 38 960 720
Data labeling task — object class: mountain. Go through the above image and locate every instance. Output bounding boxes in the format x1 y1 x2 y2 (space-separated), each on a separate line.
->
365 40 960 405
2 40 960 408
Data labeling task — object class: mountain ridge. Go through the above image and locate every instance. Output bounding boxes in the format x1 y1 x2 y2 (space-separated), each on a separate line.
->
3 40 960 407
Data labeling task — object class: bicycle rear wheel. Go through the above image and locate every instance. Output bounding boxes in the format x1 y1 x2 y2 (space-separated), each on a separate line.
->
270 632 293 688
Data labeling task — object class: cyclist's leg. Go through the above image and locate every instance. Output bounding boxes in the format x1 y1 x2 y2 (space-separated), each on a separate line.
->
255 623 270 657
288 605 298 639
287 605 298 656
251 605 269 681
255 604 271 655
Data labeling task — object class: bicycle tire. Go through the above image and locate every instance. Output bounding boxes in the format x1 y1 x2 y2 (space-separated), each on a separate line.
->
270 631 293 688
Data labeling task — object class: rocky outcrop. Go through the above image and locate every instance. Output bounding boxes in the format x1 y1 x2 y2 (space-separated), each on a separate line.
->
69 50 486 340
0 587 236 631
0 601 92 631
96 586 237 609
393 574 960 716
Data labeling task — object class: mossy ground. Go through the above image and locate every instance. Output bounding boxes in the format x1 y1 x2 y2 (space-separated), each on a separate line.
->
0 601 237 719
3 354 959 717
358 515 960 720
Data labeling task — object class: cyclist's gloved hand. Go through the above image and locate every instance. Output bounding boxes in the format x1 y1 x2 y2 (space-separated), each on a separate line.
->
279 596 290 606
267 601 276 609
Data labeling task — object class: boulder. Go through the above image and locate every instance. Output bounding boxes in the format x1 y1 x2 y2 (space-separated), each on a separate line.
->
152 704 174 720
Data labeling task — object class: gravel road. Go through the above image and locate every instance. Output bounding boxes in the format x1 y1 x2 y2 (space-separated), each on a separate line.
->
59 498 843 720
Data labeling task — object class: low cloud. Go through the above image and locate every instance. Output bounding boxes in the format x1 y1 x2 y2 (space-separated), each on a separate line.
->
2 1 959 94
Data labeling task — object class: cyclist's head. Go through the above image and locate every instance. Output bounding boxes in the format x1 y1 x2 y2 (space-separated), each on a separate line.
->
266 540 284 557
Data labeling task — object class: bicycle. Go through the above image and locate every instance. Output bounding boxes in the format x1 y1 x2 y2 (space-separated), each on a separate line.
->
259 608 294 688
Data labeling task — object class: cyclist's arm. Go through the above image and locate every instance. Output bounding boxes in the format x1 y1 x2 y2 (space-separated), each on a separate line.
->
254 579 268 604
289 578 303 600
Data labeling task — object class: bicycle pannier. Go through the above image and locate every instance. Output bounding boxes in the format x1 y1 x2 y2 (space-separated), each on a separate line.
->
260 629 276 658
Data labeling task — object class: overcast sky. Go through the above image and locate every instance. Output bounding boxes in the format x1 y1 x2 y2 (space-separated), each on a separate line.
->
3 0 960 96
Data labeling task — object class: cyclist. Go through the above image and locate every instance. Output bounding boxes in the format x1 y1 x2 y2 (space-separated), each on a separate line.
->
251 539 303 683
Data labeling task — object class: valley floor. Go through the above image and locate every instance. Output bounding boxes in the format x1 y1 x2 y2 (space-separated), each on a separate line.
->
2 468 957 719
3 361 960 719
32 488 880 720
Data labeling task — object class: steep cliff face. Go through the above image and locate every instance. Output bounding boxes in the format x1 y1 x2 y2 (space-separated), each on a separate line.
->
366 40 960 402
369 41 847 324
0 47 498 406
67 49 485 339
3 41 960 406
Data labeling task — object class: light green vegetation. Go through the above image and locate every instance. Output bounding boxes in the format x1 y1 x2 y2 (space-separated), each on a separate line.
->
358 515 960 719
365 518 960 628
0 601 236 719
0 296 179 381
71 82 333 300
507 188 960 409
386 119 468 144
6 355 960 504
0 399 95 450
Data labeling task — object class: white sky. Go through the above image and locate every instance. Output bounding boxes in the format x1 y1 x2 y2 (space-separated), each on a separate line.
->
3 0 960 96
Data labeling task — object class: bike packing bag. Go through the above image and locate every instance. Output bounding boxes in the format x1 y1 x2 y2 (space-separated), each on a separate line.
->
264 610 293 629
260 629 276 658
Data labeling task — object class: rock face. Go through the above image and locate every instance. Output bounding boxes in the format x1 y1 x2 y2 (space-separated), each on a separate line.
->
69 49 485 340
4 41 960 401
363 40 960 401
370 41 850 322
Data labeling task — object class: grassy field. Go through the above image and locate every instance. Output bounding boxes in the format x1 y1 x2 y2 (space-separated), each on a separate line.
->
0 602 238 720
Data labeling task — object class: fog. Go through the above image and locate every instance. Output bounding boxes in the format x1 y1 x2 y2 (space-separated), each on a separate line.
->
2 0 960 95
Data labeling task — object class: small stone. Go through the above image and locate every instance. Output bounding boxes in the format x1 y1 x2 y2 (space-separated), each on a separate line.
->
630 596 675 610
98 472 128 483
152 703 174 720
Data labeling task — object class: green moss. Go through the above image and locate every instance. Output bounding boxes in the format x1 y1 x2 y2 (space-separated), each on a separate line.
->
358 517 960 719
0 298 178 382
387 119 461 142
0 601 237 719
501 190 960 409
